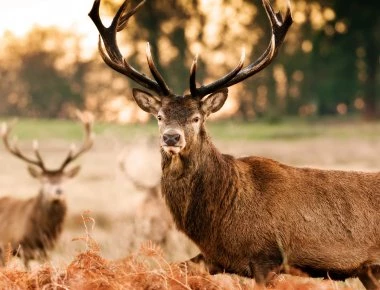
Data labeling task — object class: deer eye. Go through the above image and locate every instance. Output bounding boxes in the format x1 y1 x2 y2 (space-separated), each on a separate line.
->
157 115 163 121
192 116 200 123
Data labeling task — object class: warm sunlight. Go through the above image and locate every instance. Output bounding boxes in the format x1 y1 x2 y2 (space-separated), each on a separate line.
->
0 0 376 122
0 0 98 53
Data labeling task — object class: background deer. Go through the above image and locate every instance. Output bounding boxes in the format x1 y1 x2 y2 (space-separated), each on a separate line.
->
0 111 94 266
90 0 380 289
119 145 174 246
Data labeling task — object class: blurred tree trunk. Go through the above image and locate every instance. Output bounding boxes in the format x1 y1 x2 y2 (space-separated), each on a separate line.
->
332 0 380 120
134 0 191 94
363 38 379 120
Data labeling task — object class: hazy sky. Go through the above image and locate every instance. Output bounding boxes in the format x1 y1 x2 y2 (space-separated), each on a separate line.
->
0 0 100 49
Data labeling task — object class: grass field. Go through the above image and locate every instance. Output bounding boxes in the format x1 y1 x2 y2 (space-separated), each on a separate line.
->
2 116 380 141
0 117 378 289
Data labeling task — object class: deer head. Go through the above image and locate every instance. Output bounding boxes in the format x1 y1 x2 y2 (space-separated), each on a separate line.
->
1 111 94 202
89 0 292 155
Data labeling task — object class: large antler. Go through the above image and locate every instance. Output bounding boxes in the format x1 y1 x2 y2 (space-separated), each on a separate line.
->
89 0 292 99
190 0 293 99
1 122 47 171
57 111 94 171
88 0 172 97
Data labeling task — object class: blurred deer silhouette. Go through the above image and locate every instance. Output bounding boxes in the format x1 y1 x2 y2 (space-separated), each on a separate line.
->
119 144 174 246
0 111 94 266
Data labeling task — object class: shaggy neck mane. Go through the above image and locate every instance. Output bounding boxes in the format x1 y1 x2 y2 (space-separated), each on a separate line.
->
23 193 67 250
161 127 238 245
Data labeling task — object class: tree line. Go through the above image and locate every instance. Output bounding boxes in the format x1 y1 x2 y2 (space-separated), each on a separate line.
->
0 0 378 121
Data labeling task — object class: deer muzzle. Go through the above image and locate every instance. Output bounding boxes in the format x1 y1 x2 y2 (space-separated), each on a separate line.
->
161 129 185 154
163 133 180 146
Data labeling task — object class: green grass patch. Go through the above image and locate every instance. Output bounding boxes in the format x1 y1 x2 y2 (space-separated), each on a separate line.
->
206 118 380 140
0 118 157 141
1 117 379 141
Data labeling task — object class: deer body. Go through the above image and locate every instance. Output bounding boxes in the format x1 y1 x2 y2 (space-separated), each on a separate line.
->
119 156 174 245
0 193 67 264
161 134 380 281
135 184 174 245
90 0 380 288
120 163 195 256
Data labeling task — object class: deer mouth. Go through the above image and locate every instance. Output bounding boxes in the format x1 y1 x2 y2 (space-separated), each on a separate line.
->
162 145 183 155
52 198 64 204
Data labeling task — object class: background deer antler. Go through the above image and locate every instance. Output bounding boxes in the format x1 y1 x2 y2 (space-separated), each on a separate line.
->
57 110 95 171
1 111 95 172
1 121 47 171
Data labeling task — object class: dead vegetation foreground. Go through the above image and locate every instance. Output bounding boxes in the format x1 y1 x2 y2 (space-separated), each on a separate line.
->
0 243 355 290
0 213 359 290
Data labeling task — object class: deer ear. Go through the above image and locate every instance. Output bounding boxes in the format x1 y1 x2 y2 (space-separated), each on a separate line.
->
27 166 42 179
201 88 228 115
132 88 162 115
64 165 81 179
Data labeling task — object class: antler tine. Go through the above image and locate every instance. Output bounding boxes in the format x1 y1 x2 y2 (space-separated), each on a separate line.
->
193 0 293 99
1 122 46 170
191 48 246 98
117 0 146 32
32 140 46 169
189 54 199 97
89 0 170 96
146 43 172 96
58 111 94 171
223 0 293 87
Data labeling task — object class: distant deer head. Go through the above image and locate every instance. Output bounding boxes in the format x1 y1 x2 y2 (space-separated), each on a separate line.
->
1 111 94 202
119 149 175 247
89 0 292 156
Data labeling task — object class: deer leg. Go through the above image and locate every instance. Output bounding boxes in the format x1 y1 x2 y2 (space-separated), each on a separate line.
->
192 253 226 274
180 253 224 275
246 260 284 288
358 265 380 290
184 253 278 287
0 248 4 267
23 259 31 270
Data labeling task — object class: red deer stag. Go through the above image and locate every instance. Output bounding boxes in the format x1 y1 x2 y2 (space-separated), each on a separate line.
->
0 112 94 266
89 0 380 289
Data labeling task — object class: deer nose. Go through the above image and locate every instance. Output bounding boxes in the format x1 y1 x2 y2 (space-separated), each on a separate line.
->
163 133 180 146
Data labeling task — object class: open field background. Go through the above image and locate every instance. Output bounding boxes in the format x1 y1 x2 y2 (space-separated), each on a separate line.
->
1 117 379 289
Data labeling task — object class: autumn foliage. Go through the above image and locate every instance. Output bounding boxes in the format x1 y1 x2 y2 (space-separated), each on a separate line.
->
0 216 355 290
0 243 356 290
